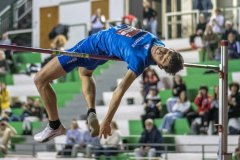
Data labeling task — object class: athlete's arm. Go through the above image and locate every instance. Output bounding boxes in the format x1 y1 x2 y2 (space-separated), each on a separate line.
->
100 69 137 138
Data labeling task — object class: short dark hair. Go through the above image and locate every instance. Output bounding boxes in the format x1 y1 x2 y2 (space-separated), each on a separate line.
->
200 85 208 92
164 51 184 75
229 82 240 91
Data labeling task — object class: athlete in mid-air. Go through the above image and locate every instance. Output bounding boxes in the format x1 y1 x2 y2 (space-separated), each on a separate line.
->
33 24 184 142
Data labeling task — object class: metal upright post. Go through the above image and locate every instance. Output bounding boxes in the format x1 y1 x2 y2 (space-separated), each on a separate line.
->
218 40 231 160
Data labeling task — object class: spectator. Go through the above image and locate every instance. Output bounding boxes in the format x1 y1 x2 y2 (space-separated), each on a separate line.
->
227 32 240 59
0 33 11 46
208 85 219 134
22 98 44 135
208 8 224 34
189 14 207 49
0 50 10 76
134 119 163 160
50 34 67 51
222 20 239 40
141 87 161 127
141 68 160 102
48 24 69 41
0 33 14 73
0 120 17 154
71 121 101 158
192 0 213 12
142 0 158 35
187 86 212 134
90 8 106 35
57 119 82 156
159 90 190 133
96 121 122 160
122 14 140 28
228 82 240 134
0 83 11 116
202 25 219 61
166 75 187 113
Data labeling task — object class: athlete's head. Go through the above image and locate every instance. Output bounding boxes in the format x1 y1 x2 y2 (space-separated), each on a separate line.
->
151 46 184 75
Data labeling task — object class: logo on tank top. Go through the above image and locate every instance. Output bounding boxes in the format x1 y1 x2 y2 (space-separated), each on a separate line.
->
116 26 140 37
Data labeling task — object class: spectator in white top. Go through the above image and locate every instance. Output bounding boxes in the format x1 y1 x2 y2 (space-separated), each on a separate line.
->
95 121 122 160
90 8 106 35
159 90 190 133
208 8 224 34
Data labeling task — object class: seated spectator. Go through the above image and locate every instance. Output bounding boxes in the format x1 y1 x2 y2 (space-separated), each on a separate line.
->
208 85 219 134
227 32 240 59
22 98 44 135
208 8 224 35
159 90 190 133
0 83 11 116
0 120 17 154
141 68 160 102
189 14 207 49
202 25 219 61
221 20 239 40
0 33 13 67
71 121 101 158
141 87 161 127
134 119 163 160
96 121 122 160
228 82 240 134
187 86 212 134
0 51 10 76
166 75 186 113
57 119 82 156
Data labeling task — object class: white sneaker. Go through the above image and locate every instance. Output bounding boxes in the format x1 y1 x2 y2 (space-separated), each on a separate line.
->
87 112 100 137
34 124 66 143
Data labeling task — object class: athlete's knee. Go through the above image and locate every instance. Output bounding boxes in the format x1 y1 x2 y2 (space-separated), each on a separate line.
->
34 71 49 88
79 68 93 78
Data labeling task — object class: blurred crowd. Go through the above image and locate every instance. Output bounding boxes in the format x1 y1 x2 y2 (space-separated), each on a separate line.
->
140 69 240 136
190 8 240 61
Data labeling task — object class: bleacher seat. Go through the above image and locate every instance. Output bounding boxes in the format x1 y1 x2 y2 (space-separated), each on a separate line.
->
128 119 163 135
173 118 190 135
159 89 172 104
13 52 41 64
12 108 23 116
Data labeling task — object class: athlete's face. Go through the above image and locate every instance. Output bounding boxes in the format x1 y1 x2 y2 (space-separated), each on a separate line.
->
151 46 184 74
151 46 172 70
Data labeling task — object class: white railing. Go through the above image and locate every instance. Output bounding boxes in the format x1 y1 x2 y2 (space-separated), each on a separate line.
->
165 7 240 39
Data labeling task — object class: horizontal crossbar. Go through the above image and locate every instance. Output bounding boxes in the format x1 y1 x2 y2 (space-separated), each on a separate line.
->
0 44 219 70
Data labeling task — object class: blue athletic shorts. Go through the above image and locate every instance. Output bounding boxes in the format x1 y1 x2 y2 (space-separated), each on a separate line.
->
57 38 107 73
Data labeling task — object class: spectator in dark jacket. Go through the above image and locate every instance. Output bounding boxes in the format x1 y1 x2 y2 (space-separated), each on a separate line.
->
228 82 240 134
141 87 161 127
134 119 163 159
166 75 187 112
227 32 240 59
228 82 240 119
221 21 239 40
189 14 207 49
143 0 158 35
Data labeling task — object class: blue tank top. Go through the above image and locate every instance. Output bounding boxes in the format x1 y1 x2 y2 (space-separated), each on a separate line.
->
68 25 165 76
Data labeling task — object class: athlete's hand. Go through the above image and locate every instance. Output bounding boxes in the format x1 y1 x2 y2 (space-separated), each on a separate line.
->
99 120 112 139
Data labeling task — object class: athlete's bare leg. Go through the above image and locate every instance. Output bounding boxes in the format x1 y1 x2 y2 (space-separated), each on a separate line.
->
78 67 99 137
34 57 66 121
78 67 95 109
